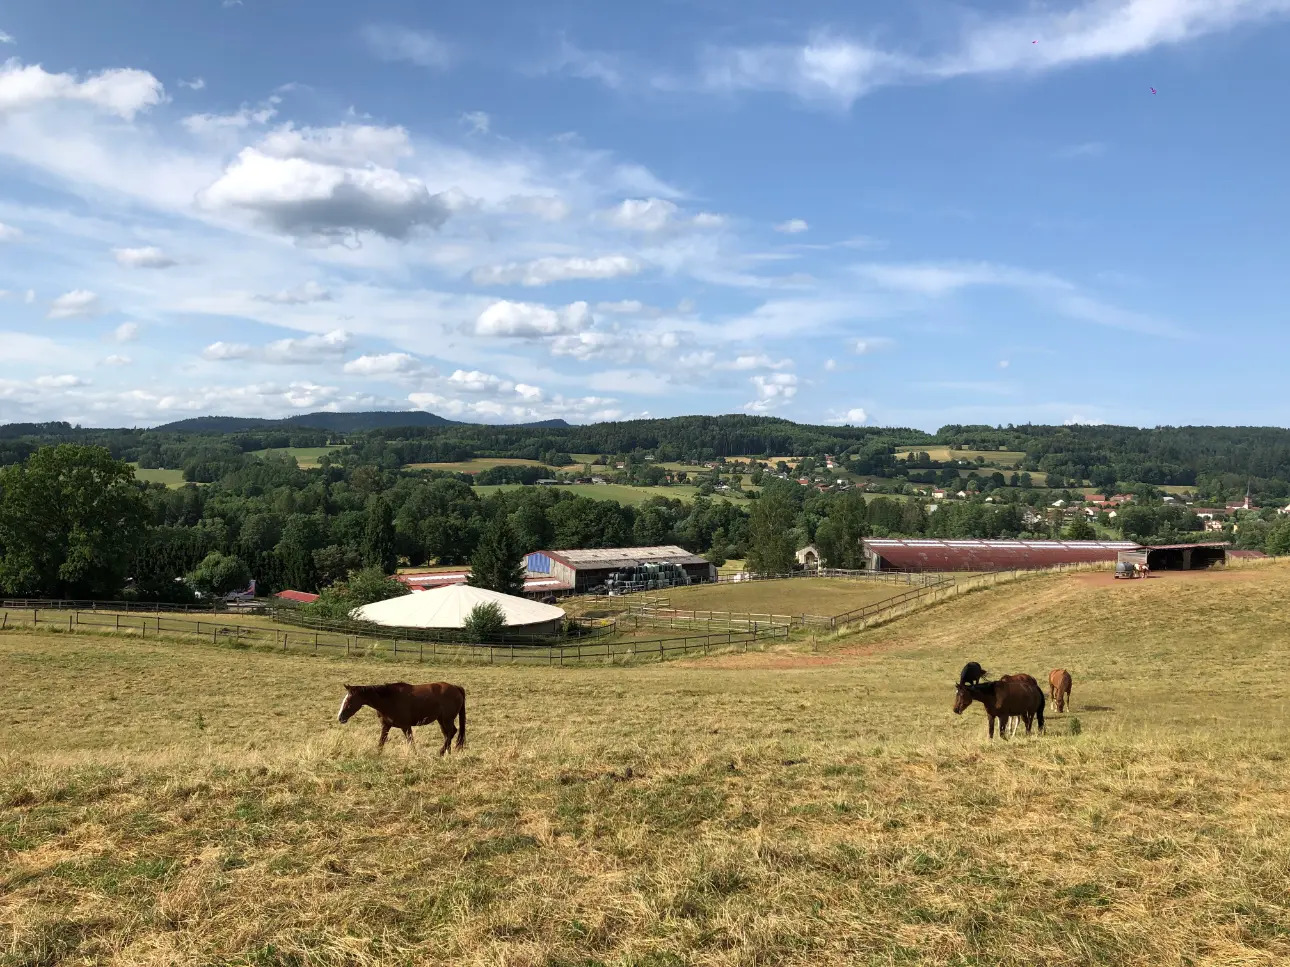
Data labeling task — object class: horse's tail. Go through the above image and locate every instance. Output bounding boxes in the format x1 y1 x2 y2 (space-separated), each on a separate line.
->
455 688 466 749
1036 689 1046 733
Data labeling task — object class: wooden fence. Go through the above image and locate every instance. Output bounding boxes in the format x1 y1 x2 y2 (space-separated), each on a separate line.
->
0 606 790 666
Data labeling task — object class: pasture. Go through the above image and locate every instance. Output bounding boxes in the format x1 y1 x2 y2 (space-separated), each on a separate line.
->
658 576 917 617
3 565 1289 966
473 482 750 506
128 464 188 488
252 446 347 469
896 446 1027 467
406 457 562 474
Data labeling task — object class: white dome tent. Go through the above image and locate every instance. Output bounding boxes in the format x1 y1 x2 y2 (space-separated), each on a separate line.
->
351 584 566 637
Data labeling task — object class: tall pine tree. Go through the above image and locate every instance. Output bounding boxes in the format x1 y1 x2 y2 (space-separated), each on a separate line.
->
363 496 398 574
468 513 526 595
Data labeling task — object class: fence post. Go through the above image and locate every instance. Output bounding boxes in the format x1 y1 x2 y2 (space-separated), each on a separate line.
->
69 613 74 632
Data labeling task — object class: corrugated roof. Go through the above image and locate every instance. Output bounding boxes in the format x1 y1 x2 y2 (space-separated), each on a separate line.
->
353 585 566 629
397 571 572 592
274 589 320 603
865 539 1140 571
543 545 711 569
1140 542 1231 551
1228 550 1269 559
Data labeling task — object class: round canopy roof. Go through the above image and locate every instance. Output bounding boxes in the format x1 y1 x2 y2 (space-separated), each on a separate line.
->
351 584 566 629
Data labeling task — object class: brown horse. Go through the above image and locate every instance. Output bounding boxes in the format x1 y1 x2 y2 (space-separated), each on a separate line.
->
1049 669 1073 713
337 682 466 755
999 673 1043 735
954 676 1045 739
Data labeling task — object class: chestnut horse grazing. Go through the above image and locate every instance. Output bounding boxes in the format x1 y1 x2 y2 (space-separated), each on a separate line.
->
1049 669 1073 713
337 682 466 755
954 676 1045 739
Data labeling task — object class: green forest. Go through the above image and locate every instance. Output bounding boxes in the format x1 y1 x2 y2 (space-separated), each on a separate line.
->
3 414 1290 601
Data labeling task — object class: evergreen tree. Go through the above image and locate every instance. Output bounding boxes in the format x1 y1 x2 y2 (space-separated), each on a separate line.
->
1064 515 1097 540
468 513 526 595
362 496 397 574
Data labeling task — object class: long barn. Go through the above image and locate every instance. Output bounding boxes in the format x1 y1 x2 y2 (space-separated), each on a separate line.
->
525 546 716 593
863 538 1141 572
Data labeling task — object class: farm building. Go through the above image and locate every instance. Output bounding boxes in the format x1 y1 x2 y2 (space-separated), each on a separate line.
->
351 584 566 636
274 589 319 604
795 545 821 569
863 539 1141 572
397 569 573 597
1117 543 1232 571
525 545 716 593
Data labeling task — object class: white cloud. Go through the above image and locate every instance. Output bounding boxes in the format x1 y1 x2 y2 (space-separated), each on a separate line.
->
549 331 621 361
258 281 333 304
503 195 571 222
999 359 1011 369
24 289 34 304
182 100 279 136
35 374 89 388
726 354 793 371
606 197 678 232
448 369 513 394
199 148 451 241
838 407 868 425
691 212 726 229
688 2 1290 108
264 329 352 363
113 245 177 269
853 337 895 355
776 218 809 234
362 24 453 69
471 254 643 287
474 299 592 337
1065 415 1107 426
0 221 22 241
515 383 543 401
112 322 141 343
178 77 206 91
202 341 251 361
103 354 132 366
0 61 165 120
745 372 798 411
343 352 423 376
824 358 838 372
461 111 490 135
48 289 100 319
0 31 14 45
257 122 412 167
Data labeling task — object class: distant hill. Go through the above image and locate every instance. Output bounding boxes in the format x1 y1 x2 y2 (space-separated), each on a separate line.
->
149 412 571 433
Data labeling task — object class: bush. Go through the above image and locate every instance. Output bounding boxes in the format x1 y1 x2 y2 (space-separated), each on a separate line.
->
185 552 251 596
305 567 409 621
462 601 507 641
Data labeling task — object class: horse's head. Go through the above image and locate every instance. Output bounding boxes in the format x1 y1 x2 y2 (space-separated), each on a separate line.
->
953 684 975 715
337 685 365 723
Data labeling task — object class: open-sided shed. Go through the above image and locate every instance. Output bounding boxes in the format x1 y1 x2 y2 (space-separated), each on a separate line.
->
1118 543 1230 571
863 539 1140 572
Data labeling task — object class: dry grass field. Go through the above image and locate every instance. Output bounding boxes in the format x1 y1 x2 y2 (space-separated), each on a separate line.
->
3 565 1290 966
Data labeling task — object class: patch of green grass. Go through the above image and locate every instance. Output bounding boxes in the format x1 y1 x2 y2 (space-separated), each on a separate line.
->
251 448 348 471
472 482 751 507
128 464 190 488
406 457 561 473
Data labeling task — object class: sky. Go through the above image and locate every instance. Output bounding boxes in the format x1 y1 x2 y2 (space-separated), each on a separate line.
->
1 0 1288 431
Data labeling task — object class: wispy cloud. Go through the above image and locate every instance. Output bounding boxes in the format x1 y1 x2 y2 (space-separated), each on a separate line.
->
0 30 15 45
362 24 453 69
1055 141 1107 159
586 1 1290 108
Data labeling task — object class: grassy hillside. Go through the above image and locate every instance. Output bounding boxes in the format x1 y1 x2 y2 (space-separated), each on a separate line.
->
252 446 347 468
3 565 1288 965
128 464 188 488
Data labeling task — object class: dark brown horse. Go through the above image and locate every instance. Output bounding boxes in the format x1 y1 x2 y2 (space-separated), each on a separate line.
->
999 673 1043 736
337 682 466 755
1049 669 1073 713
954 675 1045 739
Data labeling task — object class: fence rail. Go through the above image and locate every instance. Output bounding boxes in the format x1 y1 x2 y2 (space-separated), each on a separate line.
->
0 606 790 666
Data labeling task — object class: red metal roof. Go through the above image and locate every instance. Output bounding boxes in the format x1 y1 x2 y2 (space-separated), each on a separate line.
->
865 539 1140 572
1140 542 1230 551
274 590 320 603
1227 550 1268 559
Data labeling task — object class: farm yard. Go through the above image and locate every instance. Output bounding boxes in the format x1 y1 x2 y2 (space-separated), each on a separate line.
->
4 565 1288 966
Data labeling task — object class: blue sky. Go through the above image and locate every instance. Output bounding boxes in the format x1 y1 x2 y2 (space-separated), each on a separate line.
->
1 0 1288 430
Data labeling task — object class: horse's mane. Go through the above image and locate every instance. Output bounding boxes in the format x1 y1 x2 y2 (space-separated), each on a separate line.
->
360 682 415 697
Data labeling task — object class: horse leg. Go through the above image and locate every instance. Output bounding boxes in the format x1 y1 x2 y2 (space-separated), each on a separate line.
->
438 716 456 756
403 728 415 749
988 714 996 740
377 724 391 752
999 714 1010 740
